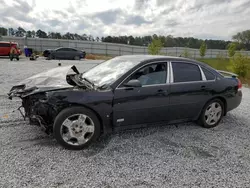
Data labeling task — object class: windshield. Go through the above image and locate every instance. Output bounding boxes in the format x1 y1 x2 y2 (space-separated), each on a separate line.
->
81 56 141 87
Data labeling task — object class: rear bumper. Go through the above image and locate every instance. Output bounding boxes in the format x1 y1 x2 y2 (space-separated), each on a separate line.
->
226 90 242 113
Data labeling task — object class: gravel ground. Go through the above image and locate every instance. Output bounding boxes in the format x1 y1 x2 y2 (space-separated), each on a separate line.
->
0 57 250 188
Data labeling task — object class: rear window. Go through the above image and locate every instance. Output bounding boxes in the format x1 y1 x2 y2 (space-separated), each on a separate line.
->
172 62 202 83
201 67 215 80
0 43 10 47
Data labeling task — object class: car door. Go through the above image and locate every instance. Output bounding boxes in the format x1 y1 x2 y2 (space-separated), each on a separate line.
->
64 48 75 59
0 43 4 56
70 48 79 59
168 61 215 121
0 43 10 56
62 48 72 59
54 48 65 59
113 61 171 128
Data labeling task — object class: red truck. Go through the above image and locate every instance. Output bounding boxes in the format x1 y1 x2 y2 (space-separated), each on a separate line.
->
0 41 22 56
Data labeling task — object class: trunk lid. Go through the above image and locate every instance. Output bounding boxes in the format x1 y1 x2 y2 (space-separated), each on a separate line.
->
217 70 242 90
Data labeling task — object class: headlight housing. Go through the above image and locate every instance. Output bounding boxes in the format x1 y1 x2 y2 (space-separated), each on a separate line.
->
39 92 50 103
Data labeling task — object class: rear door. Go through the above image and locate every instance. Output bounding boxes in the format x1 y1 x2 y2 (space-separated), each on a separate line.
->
0 43 4 55
63 48 73 59
0 43 10 56
55 48 67 59
70 48 79 59
168 61 215 121
113 61 171 127
62 48 77 59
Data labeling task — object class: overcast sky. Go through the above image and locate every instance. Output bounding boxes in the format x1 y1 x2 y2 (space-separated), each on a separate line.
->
1 0 250 40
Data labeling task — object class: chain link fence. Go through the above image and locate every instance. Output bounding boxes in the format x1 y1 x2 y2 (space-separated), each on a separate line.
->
2 36 250 58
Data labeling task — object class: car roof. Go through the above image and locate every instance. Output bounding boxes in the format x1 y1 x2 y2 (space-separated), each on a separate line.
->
116 55 209 67
115 55 218 74
0 41 17 44
56 47 77 50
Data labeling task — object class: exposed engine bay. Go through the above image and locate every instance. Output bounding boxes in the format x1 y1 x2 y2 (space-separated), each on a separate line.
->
8 65 95 134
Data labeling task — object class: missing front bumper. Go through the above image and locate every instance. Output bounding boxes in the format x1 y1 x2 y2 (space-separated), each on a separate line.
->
16 106 51 134
29 115 51 134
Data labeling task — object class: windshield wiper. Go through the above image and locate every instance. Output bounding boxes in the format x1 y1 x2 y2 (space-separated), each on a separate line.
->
74 74 95 89
98 84 109 90
81 76 95 88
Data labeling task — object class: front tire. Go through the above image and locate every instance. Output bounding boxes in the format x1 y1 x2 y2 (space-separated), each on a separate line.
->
53 107 101 150
48 54 54 60
198 99 224 128
74 55 80 60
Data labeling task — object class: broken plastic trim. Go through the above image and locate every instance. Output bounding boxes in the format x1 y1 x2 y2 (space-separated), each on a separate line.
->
17 106 26 120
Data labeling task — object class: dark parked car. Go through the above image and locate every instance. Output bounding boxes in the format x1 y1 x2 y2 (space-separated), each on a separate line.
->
8 55 242 150
42 49 52 57
46 47 86 60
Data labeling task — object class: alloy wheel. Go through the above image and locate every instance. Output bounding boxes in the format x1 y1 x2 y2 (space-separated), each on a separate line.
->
60 114 95 146
204 102 222 126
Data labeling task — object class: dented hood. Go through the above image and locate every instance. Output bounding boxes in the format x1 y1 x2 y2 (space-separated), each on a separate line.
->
8 65 80 99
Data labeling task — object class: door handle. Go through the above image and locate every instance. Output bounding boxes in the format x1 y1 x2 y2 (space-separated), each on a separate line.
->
157 89 167 95
125 87 134 91
201 85 210 91
158 89 164 93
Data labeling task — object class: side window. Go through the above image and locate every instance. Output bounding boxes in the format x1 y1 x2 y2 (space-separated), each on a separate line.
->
0 43 10 47
123 63 167 86
56 48 67 51
172 62 202 83
201 67 215 80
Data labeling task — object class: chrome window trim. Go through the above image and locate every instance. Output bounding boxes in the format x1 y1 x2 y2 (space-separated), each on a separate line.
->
200 66 217 81
170 61 217 84
166 61 170 84
116 61 170 90
170 80 216 85
170 61 174 83
199 65 207 81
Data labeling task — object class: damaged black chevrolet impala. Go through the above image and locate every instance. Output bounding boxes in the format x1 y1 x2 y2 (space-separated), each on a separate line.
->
8 55 242 150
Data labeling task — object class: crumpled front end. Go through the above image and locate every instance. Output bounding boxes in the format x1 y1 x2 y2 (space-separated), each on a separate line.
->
8 65 81 134
8 65 79 99
20 92 57 134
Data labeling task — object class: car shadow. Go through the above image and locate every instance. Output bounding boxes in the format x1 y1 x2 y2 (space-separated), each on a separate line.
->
19 118 237 158
0 56 9 59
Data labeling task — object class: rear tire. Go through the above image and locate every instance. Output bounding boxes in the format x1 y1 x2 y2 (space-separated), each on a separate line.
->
53 107 101 150
48 54 54 60
74 56 80 60
197 99 224 128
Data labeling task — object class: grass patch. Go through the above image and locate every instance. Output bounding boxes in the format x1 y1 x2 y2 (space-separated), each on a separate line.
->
198 58 233 72
198 58 250 85
85 54 112 60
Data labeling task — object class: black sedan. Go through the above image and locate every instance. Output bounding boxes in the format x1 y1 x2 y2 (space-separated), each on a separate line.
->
46 47 86 60
8 55 242 150
42 49 52 57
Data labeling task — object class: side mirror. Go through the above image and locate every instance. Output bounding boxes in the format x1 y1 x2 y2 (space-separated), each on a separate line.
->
124 79 142 87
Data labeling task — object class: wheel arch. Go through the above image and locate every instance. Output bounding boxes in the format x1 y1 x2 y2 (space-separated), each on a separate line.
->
197 96 227 120
55 103 105 133
216 96 227 115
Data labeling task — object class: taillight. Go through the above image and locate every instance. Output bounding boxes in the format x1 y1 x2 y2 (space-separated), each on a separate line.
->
238 79 242 90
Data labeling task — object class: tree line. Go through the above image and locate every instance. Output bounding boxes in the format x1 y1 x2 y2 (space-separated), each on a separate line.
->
0 26 250 50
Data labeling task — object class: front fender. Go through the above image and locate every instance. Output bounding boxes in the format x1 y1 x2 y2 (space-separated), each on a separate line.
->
48 90 114 134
